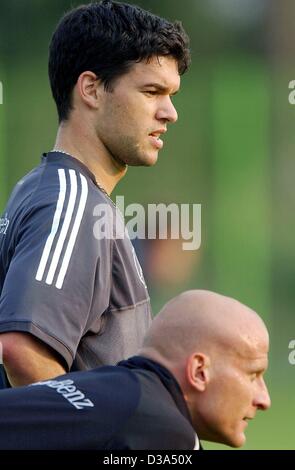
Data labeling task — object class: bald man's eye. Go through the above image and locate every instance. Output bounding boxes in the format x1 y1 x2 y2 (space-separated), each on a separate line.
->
144 90 158 96
250 371 264 382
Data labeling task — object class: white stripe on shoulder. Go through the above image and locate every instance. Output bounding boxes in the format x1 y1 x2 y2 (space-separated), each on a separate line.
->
55 173 88 289
45 169 78 285
193 433 200 450
35 169 67 282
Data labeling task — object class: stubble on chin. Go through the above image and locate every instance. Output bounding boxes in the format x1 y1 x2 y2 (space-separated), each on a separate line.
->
118 138 157 167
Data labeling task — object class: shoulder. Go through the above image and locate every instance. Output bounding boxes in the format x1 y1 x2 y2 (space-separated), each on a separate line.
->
18 162 112 229
110 369 196 450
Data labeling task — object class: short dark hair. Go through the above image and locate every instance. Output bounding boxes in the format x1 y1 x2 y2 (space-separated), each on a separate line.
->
48 0 190 122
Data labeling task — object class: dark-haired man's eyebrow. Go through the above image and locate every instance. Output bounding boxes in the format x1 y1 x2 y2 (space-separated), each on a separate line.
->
143 83 180 95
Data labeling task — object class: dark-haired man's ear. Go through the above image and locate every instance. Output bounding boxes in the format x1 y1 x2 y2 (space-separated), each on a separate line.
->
76 71 102 110
186 353 210 392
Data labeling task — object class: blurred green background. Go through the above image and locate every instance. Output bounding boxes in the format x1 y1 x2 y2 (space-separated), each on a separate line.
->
0 0 294 449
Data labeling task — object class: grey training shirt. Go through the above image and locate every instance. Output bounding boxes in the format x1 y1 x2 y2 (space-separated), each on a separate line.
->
0 151 151 372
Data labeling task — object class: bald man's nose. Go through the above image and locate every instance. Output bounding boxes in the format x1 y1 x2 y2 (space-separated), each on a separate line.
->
254 379 271 411
156 97 178 123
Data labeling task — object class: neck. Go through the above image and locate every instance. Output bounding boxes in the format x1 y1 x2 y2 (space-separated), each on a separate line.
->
53 119 127 195
139 348 183 382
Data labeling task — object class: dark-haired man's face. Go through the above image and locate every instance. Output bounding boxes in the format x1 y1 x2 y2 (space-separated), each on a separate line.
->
95 56 180 167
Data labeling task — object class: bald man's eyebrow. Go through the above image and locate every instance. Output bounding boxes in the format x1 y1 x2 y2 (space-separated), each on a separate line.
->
249 362 268 374
255 367 267 375
142 83 179 95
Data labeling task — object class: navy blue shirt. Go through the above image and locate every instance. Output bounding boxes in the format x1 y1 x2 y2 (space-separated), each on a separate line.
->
0 357 199 450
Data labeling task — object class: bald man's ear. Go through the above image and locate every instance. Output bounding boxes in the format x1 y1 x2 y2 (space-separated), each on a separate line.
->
186 353 210 392
75 71 103 110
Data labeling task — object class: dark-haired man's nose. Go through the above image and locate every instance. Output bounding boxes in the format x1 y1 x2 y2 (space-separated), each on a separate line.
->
156 97 178 124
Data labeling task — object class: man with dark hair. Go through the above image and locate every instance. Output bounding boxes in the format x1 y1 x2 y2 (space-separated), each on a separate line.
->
0 291 271 450
0 1 190 386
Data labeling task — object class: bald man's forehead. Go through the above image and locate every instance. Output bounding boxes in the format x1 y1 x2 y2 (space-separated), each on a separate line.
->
234 352 269 378
228 327 269 361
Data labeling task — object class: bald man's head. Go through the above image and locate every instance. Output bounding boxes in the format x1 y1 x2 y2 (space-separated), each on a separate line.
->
140 290 268 369
139 290 271 448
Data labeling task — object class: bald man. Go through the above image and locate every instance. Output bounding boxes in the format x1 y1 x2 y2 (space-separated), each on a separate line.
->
0 290 270 450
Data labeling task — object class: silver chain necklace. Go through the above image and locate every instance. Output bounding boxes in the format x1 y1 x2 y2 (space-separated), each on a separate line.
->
51 148 116 205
